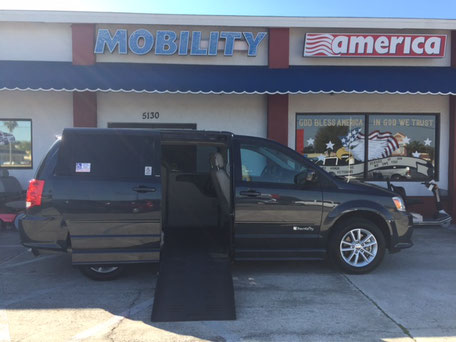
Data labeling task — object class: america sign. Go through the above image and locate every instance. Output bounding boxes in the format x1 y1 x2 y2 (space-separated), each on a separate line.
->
303 33 446 58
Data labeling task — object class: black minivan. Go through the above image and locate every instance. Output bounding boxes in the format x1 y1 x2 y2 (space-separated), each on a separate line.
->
19 128 412 279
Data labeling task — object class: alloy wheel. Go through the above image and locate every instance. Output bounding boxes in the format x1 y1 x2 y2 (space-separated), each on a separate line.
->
339 228 378 267
90 266 119 274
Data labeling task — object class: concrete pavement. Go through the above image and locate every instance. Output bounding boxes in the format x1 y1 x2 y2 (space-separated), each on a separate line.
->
0 226 455 341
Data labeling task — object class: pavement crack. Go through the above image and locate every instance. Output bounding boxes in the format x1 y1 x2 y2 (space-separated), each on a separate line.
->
342 274 417 342
106 289 143 341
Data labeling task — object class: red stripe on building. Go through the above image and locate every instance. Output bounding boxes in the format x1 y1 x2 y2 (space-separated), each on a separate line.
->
73 92 97 127
72 24 96 65
267 94 289 146
267 28 289 145
296 129 304 154
268 28 289 69
72 24 97 128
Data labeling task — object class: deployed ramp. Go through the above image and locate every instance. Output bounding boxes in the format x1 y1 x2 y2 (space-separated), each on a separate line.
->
151 228 236 322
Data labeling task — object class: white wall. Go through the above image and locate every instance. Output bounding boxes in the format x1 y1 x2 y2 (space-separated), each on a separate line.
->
0 22 72 61
96 24 268 66
290 28 451 67
0 91 73 187
288 93 449 195
97 92 267 137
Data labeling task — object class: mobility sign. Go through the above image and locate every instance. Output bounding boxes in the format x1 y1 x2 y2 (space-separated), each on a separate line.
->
94 29 267 57
304 33 446 57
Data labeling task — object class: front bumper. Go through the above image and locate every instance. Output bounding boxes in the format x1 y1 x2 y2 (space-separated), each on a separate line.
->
389 212 414 253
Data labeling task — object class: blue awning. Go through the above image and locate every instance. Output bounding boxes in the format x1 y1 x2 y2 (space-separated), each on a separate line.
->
0 61 456 95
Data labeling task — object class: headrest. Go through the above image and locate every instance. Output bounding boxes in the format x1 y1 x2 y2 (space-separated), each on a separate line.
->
210 152 225 170
1 169 9 177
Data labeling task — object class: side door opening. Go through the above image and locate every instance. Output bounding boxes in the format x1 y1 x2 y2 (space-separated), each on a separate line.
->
159 135 232 255
151 132 236 322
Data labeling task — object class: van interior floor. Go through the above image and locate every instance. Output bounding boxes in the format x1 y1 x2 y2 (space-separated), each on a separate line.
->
151 227 236 322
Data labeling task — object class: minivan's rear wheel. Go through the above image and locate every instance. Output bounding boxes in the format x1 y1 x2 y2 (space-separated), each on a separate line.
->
79 265 125 281
329 218 386 274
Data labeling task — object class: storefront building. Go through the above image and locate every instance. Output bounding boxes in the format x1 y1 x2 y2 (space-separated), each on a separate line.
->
1 11 456 216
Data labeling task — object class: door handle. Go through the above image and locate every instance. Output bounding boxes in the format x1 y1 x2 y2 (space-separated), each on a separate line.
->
240 190 261 197
133 186 157 193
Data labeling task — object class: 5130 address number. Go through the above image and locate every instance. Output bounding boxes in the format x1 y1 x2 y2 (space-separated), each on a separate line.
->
142 112 160 119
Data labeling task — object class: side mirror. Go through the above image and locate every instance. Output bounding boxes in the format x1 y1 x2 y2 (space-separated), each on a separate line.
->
294 170 317 185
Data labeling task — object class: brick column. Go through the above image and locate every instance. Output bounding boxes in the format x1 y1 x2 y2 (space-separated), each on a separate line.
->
72 24 97 127
267 28 289 145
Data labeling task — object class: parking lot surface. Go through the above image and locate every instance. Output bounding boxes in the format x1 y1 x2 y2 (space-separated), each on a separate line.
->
0 226 455 342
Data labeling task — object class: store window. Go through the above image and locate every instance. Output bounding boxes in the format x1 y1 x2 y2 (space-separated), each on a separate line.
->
0 119 32 169
296 114 438 181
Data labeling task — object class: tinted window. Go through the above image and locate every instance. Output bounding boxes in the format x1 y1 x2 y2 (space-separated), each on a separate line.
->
162 144 225 173
240 142 309 184
56 133 158 179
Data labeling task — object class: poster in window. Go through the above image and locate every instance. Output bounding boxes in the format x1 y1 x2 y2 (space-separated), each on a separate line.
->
296 114 438 181
0 120 32 168
296 114 365 179
367 114 437 181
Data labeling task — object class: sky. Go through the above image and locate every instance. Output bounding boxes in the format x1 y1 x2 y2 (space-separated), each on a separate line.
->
0 0 455 19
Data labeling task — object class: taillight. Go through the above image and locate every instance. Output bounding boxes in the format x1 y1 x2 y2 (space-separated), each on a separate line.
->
26 179 45 209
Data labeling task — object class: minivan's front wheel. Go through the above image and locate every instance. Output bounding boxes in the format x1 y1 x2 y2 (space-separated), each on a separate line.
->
329 218 386 274
79 265 125 281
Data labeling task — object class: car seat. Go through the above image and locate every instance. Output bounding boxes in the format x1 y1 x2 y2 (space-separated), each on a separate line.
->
209 152 231 215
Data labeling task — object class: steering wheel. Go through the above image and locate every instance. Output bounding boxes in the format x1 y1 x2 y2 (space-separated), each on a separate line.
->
261 164 281 178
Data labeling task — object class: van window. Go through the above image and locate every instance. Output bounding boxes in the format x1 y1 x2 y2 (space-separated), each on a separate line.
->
56 133 157 179
240 143 309 184
162 144 223 173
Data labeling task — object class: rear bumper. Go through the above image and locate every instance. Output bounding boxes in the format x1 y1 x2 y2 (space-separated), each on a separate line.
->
17 214 67 252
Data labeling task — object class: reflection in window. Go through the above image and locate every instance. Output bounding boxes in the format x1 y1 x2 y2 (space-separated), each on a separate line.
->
296 114 438 181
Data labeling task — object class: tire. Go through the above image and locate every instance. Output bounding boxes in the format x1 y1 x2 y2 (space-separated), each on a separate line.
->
79 265 125 281
329 218 386 274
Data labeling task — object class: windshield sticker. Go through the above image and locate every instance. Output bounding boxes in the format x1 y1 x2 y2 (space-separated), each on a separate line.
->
75 163 91 173
145 166 153 176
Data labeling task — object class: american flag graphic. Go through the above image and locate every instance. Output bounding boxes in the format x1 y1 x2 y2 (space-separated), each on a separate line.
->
342 128 399 161
304 34 337 56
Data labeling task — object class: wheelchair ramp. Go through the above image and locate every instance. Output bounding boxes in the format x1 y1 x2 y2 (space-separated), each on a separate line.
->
151 230 236 322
